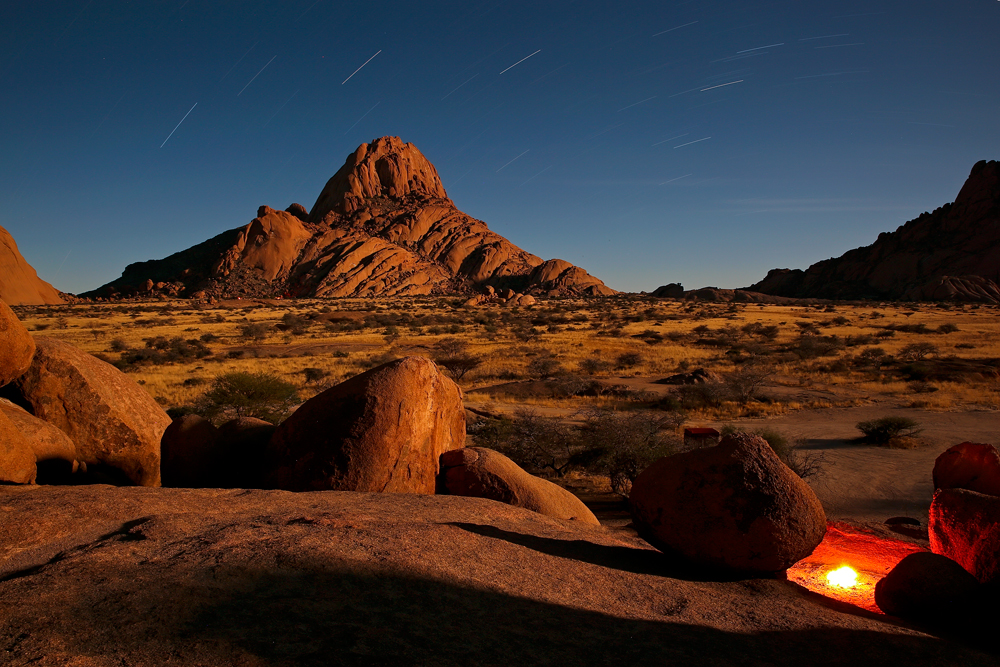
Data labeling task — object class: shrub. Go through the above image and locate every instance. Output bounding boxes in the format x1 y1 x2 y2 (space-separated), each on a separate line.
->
437 354 482 381
577 409 678 496
527 356 563 378
301 367 329 384
239 322 272 344
469 409 576 477
615 352 643 370
578 357 611 375
936 323 959 334
856 416 922 444
723 363 773 404
196 371 300 424
898 342 937 361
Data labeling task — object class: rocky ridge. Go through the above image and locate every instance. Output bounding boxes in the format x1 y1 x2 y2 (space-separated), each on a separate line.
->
748 160 1000 302
0 225 64 305
86 137 614 300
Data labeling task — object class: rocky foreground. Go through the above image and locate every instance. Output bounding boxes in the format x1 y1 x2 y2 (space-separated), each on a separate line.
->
1 485 995 667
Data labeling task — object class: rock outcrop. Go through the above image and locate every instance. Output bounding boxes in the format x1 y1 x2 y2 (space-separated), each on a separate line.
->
932 442 1000 497
629 432 827 573
0 225 64 305
2 486 995 666
267 356 465 493
439 447 599 525
0 298 35 386
85 137 614 299
6 338 170 486
929 488 1000 584
748 160 1000 302
0 399 77 470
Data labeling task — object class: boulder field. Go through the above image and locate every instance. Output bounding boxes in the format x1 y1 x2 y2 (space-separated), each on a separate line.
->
1 485 996 667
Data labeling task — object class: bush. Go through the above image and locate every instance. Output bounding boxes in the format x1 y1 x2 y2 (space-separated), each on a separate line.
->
898 342 937 361
856 416 922 444
240 322 272 344
437 354 482 381
578 357 611 375
527 356 563 378
196 371 300 424
615 352 643 370
578 410 678 496
723 363 773 404
469 409 576 477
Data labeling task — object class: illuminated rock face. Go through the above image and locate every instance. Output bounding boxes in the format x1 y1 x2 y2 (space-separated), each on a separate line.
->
629 433 827 573
932 442 1000 497
929 488 1000 585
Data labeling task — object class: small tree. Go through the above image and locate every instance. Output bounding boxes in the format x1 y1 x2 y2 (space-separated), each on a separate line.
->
898 342 937 361
856 416 922 444
197 371 300 424
239 322 272 345
723 363 773 404
578 409 677 496
437 354 482 381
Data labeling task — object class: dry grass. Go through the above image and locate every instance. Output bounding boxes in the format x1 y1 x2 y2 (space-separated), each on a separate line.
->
11 297 999 421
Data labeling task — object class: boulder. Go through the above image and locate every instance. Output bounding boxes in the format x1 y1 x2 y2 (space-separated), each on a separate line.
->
9 338 170 486
932 442 1000 496
0 397 76 464
656 368 723 385
874 552 981 621
439 447 599 525
0 408 35 484
629 432 827 573
160 415 220 488
651 283 684 299
216 417 276 488
267 356 465 493
929 488 1000 584
0 298 34 386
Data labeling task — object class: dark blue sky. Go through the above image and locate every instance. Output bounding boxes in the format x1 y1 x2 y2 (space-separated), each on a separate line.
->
2 1 998 294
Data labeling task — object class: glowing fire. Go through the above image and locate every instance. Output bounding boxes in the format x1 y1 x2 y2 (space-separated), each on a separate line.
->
825 565 858 588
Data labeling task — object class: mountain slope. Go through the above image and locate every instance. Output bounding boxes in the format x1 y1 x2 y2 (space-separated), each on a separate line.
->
0 225 64 305
748 160 1000 302
86 137 613 299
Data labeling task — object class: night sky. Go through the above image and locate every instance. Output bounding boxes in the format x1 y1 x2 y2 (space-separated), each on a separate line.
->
2 1 998 294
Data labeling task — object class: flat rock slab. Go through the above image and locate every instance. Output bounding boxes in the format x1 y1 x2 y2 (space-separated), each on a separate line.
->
0 486 994 666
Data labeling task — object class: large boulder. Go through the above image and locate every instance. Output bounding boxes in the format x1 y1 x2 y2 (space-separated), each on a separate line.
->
267 356 465 493
929 488 1000 584
629 432 827 573
0 397 77 474
0 408 35 484
874 552 981 621
932 442 1000 496
216 417 276 488
8 338 170 486
0 298 34 387
439 447 599 525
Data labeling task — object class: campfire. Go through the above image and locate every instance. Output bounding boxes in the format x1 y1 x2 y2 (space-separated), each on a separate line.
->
787 523 925 613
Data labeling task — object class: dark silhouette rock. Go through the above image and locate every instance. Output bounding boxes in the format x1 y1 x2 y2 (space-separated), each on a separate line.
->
84 137 614 299
439 447 599 525
651 283 684 298
267 356 465 493
216 417 276 488
0 298 34 387
656 368 722 385
874 551 980 621
748 160 1000 302
160 415 220 488
929 488 1000 584
9 338 170 486
933 442 1000 496
629 432 827 573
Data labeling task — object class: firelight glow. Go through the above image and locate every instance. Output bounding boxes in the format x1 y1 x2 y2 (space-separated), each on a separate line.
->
825 566 858 589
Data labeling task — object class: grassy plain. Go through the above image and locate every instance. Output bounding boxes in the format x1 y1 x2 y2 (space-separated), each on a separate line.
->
12 295 999 420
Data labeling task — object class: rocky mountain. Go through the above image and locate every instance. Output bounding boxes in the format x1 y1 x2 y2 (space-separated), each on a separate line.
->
0 225 64 305
85 137 614 299
748 160 1000 303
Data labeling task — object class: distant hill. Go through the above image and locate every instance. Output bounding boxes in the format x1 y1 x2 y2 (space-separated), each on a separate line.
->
0 225 64 305
747 160 1000 303
85 137 614 300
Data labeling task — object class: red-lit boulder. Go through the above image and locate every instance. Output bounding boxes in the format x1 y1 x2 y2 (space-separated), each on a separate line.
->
874 551 981 620
0 298 34 386
629 432 827 573
267 357 464 493
932 442 1000 496
929 488 1000 584
439 447 599 525
8 338 170 486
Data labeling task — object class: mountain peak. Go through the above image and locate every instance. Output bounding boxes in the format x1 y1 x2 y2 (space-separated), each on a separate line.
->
309 136 448 221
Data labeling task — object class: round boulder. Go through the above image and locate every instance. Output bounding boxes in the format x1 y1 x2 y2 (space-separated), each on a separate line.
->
0 408 36 484
267 357 465 493
216 417 276 488
0 397 79 483
933 442 1000 497
439 447 599 525
929 488 1000 584
0 298 34 387
160 415 221 488
874 551 980 621
9 338 170 486
629 432 827 573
